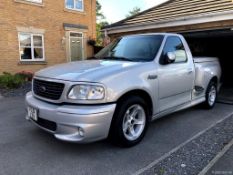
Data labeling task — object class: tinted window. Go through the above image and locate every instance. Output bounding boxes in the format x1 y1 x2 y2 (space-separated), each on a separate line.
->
95 35 164 62
160 36 187 64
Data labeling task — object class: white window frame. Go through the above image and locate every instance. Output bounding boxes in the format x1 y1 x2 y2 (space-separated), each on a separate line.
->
65 0 84 12
69 31 84 62
18 33 45 62
19 0 43 4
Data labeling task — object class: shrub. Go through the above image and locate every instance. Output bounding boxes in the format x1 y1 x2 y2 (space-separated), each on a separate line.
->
15 71 34 81
0 72 25 89
87 39 96 46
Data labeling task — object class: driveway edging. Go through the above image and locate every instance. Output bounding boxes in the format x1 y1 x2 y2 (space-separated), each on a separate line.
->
198 139 233 175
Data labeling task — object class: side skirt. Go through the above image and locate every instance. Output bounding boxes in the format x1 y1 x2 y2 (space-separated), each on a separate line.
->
151 96 205 121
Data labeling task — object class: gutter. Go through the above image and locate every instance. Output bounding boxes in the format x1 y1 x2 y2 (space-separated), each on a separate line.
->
103 10 233 34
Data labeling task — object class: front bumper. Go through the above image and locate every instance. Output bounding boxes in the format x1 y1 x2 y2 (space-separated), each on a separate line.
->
25 92 116 143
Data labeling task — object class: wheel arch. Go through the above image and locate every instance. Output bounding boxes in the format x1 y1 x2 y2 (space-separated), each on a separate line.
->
203 76 218 109
116 89 153 120
108 90 152 146
210 76 218 84
208 76 218 90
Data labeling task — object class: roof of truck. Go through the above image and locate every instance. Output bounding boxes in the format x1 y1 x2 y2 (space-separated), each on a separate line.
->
121 33 182 37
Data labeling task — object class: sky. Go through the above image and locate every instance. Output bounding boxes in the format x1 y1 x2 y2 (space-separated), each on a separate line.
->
98 0 169 23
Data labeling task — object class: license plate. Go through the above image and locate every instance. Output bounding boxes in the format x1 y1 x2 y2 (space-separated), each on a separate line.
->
27 106 38 121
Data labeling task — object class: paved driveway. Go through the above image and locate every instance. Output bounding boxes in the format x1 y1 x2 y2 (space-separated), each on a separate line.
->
0 97 233 175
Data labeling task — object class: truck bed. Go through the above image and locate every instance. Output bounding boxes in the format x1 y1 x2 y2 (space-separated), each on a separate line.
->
193 56 222 94
193 57 219 63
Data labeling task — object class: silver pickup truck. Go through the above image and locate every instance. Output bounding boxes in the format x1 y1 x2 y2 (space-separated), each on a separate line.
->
25 33 221 147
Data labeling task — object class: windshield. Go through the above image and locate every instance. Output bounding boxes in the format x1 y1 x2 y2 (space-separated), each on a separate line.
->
95 35 164 62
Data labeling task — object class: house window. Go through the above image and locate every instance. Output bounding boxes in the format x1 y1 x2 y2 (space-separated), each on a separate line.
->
19 33 45 61
66 0 84 11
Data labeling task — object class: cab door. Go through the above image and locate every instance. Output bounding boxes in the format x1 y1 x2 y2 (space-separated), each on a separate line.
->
158 36 195 112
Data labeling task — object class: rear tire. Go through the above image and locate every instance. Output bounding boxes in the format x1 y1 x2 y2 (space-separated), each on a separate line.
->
203 81 217 109
109 96 149 147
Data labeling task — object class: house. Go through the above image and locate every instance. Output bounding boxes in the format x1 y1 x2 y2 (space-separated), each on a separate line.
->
103 0 233 87
0 0 96 73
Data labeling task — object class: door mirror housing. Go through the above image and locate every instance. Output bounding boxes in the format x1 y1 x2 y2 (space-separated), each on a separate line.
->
166 52 176 64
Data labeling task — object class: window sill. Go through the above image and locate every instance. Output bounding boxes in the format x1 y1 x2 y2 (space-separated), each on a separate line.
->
18 61 47 65
14 0 44 7
64 8 86 15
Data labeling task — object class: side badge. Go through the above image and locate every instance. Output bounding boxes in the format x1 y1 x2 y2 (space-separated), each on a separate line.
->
148 75 158 80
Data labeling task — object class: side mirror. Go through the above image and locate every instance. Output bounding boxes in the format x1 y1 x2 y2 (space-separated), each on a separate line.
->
166 52 176 63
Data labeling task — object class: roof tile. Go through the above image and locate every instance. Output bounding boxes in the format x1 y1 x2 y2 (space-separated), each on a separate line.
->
106 0 233 28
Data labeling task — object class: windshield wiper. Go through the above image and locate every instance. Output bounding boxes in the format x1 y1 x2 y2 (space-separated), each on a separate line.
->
102 56 133 62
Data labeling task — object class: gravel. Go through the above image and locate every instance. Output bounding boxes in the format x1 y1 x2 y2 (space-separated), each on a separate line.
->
141 115 233 175
0 82 31 98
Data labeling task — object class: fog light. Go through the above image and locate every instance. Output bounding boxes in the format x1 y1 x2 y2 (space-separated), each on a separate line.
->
78 127 84 137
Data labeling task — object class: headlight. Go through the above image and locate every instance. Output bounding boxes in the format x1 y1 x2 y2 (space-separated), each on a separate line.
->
68 84 105 100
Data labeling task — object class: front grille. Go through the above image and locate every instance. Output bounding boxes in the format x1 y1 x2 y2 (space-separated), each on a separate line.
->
35 117 57 131
33 79 65 100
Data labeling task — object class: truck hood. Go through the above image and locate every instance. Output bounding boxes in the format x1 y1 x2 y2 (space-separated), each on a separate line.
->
35 60 140 82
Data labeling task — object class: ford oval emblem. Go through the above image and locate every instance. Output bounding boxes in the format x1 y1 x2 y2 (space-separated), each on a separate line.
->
39 86 46 92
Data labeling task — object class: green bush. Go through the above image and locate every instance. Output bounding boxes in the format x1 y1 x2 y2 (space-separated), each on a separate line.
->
15 71 34 81
0 72 25 89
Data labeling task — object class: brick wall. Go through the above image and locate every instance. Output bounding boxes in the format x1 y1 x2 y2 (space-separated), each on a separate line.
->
0 0 96 73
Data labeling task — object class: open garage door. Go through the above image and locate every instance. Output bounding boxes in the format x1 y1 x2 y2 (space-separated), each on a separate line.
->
182 29 233 104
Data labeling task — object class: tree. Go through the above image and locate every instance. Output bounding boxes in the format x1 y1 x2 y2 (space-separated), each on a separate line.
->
96 0 108 46
126 7 141 18
96 0 105 21
96 21 109 46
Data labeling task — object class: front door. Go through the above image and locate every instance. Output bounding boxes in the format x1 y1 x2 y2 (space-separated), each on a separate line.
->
70 32 83 61
158 36 195 112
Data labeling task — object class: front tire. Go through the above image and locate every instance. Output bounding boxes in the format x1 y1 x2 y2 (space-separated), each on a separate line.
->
109 96 149 147
203 81 217 109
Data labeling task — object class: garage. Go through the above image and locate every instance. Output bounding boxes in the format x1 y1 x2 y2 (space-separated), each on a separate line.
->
103 0 233 103
183 29 233 103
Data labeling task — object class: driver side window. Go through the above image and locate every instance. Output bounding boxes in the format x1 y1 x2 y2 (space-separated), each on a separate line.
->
160 36 187 64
